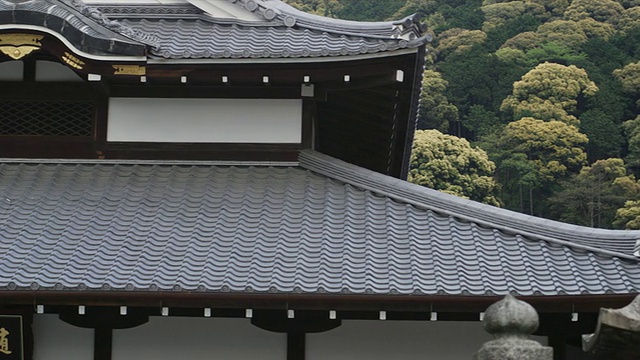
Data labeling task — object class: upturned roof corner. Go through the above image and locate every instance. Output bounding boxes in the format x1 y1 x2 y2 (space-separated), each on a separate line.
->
0 0 155 57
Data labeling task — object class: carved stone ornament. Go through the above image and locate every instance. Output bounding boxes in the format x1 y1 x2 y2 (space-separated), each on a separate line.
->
0 33 44 60
474 295 553 360
583 295 640 359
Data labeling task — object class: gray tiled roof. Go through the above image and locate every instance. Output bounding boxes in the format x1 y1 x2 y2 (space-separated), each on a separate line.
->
96 1 430 59
1 151 639 297
118 18 421 59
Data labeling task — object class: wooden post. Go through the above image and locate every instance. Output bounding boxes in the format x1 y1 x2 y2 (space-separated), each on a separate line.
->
94 327 112 360
548 335 566 360
287 331 305 360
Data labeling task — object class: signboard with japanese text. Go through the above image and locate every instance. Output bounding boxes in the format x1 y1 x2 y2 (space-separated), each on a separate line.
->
0 316 23 360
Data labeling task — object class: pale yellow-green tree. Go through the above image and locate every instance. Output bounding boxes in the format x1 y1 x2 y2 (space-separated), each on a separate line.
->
436 29 487 57
417 70 459 131
613 61 640 94
409 130 500 206
501 31 544 50
501 62 598 124
576 18 616 40
495 47 529 65
612 169 640 229
618 6 640 32
481 1 546 31
563 0 625 23
499 117 589 182
614 200 640 229
492 117 588 214
536 20 589 47
532 0 570 17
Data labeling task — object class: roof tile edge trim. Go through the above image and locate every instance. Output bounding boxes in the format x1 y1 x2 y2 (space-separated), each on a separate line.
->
298 150 640 261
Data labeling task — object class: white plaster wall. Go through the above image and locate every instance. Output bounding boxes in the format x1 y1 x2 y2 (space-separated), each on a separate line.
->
107 98 303 143
112 317 286 360
32 314 93 360
0 60 23 81
308 320 491 360
32 315 550 360
35 61 83 82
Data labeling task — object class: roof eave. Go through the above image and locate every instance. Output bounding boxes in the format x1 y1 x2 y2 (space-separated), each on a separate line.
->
1 290 636 313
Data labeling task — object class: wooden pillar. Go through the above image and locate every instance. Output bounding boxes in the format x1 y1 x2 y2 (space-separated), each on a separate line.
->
94 327 113 360
548 335 567 360
287 331 305 360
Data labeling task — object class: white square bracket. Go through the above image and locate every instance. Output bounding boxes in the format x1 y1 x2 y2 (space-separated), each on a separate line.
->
301 84 315 97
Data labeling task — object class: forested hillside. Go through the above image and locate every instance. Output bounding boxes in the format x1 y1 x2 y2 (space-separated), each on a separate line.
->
284 0 640 229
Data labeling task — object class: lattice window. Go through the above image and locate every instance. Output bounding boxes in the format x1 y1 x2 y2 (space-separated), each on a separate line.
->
0 101 94 137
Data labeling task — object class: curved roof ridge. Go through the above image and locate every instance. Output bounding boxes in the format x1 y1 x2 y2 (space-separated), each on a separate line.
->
0 0 157 55
299 150 640 260
227 0 428 42
62 0 160 48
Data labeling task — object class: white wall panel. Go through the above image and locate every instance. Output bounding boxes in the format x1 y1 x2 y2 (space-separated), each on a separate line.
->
308 320 490 360
107 98 303 143
32 315 550 359
112 317 286 360
0 61 23 81
35 61 83 82
32 314 93 360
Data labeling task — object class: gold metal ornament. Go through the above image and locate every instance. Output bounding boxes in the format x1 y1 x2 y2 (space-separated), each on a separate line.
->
112 65 146 75
62 52 85 69
0 33 44 59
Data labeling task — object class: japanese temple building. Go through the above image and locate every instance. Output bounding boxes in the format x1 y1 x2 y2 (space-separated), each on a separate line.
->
0 1 639 359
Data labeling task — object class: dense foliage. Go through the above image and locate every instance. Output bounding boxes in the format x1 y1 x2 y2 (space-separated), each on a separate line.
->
284 0 640 229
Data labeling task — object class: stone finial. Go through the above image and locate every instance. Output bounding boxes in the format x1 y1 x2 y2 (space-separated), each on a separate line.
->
474 295 553 360
582 294 640 359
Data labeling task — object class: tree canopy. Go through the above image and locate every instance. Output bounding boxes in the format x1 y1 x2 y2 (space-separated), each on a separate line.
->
409 130 500 205
283 0 640 229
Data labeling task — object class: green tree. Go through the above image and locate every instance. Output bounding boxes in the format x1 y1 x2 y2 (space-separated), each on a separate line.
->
409 130 500 205
461 104 502 139
579 109 624 160
622 116 640 170
549 158 627 227
282 0 343 17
